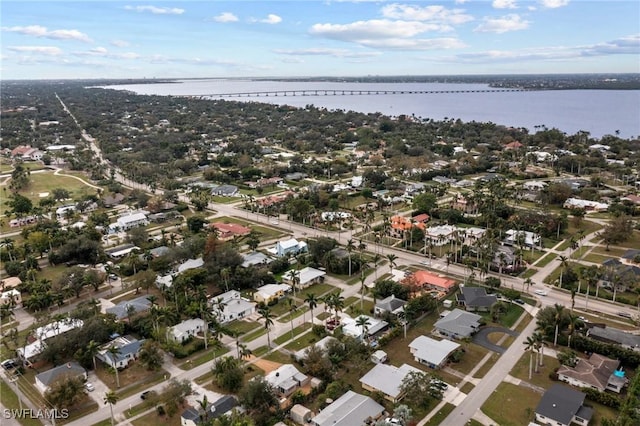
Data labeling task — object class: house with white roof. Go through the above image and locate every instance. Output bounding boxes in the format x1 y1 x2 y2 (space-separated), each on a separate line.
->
253 284 290 304
114 211 149 231
564 198 609 212
311 391 385 426
504 230 541 248
341 315 388 341
169 318 205 343
359 363 422 403
274 238 307 257
211 290 256 323
408 335 461 369
282 267 326 289
177 258 204 273
264 364 310 397
97 335 145 369
0 289 22 307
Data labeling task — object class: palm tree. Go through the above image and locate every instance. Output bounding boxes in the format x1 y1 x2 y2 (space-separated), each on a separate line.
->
107 345 121 388
104 391 119 426
289 268 301 299
359 264 369 312
386 254 398 274
523 277 533 293
197 394 210 423
552 304 565 347
523 335 536 380
533 331 546 368
86 340 100 371
286 298 297 341
557 255 569 288
355 315 371 341
329 292 344 323
346 239 355 276
304 293 318 324
259 307 274 350
237 343 252 360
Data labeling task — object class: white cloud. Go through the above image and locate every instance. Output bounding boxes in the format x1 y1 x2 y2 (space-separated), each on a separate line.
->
124 5 184 15
380 4 473 25
2 25 92 42
311 19 450 40
111 40 130 47
8 46 63 56
358 37 466 50
539 0 569 8
273 47 381 58
493 0 518 9
474 14 530 33
261 14 282 24
212 12 238 23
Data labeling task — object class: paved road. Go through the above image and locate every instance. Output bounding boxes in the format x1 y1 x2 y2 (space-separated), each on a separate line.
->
472 326 519 354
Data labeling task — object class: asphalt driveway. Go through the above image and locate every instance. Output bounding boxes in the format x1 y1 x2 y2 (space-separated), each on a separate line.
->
472 326 519 354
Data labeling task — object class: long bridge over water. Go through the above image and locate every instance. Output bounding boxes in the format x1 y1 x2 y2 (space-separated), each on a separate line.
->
194 88 530 99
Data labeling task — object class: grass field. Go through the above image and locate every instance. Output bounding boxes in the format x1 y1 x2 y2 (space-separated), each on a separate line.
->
482 382 541 426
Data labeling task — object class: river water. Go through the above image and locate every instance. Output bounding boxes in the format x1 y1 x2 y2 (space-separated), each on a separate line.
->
104 79 640 139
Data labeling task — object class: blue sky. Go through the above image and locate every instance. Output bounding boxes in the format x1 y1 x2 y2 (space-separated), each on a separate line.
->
1 1 639 79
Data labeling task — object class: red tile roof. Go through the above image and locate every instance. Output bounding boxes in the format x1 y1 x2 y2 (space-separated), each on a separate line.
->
404 270 456 291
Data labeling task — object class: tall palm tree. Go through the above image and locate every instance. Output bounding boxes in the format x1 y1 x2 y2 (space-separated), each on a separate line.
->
533 331 546 368
304 293 318 324
355 315 371 341
259 307 274 350
289 268 301 299
557 255 569 288
104 391 119 426
386 254 398 274
346 239 355 276
552 304 565 347
359 265 369 312
523 335 536 380
107 345 121 388
86 340 100 371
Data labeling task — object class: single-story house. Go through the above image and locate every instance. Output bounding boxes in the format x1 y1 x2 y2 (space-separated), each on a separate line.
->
282 267 326 289
0 277 22 290
35 362 87 394
374 295 406 317
210 222 251 241
97 335 145 369
535 384 593 426
293 336 339 362
169 318 205 343
105 244 140 260
211 185 239 197
177 258 205 274
110 212 149 231
0 289 22 307
402 270 457 294
106 295 152 320
17 340 47 364
457 287 498 312
341 315 388 341
253 284 290 305
557 353 627 393
180 395 238 426
35 318 84 341
409 335 461 369
563 198 609 212
434 309 482 339
264 364 310 397
311 390 385 426
273 238 307 257
504 229 541 248
241 251 274 268
586 326 640 352
359 363 422 403
210 290 256 323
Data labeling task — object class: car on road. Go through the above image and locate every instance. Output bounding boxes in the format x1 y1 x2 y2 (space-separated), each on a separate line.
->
618 312 632 319
84 382 95 392
514 299 525 305
141 390 156 400
534 289 548 296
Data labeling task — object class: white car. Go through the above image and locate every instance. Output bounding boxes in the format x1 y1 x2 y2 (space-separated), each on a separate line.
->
84 383 95 392
534 289 548 296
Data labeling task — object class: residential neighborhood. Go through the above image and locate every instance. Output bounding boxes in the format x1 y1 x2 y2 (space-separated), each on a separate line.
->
1 78 639 426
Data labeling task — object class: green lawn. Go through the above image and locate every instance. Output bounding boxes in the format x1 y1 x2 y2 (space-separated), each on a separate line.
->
481 382 541 426
0 380 42 426
423 402 456 426
534 253 556 268
510 353 560 389
225 320 260 336
273 323 312 345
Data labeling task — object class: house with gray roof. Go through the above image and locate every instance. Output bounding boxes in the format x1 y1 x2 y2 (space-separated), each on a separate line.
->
264 364 309 397
169 318 205 344
241 251 274 268
434 308 482 339
180 395 238 426
409 335 461 369
106 295 152 320
210 290 256 323
311 390 385 426
586 326 640 352
374 295 406 317
457 287 497 312
211 185 239 197
97 335 145 369
35 362 87 394
535 384 592 426
359 363 421 403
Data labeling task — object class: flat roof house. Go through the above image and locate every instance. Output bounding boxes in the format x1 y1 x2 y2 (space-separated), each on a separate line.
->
434 309 482 340
311 390 385 426
359 363 421 403
409 335 461 369
264 364 310 397
341 315 388 341
535 384 593 426
211 290 256 323
35 362 87 394
282 267 326 289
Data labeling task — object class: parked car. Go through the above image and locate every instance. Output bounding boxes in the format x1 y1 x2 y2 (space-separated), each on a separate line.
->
514 299 525 305
618 311 632 319
1 359 17 370
84 383 95 392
